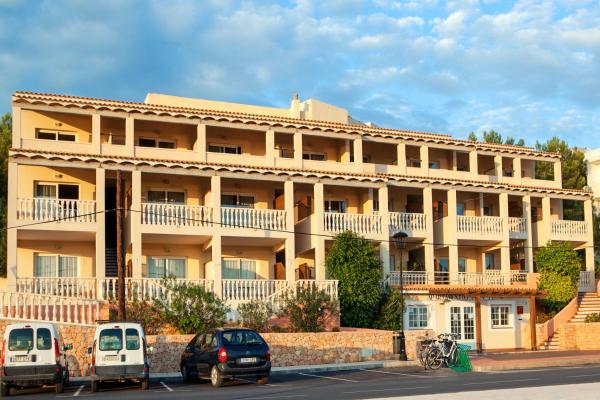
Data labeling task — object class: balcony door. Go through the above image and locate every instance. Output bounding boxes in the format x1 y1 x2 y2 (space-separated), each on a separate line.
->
146 190 186 225
34 254 78 278
34 183 79 220
222 259 257 279
448 303 476 343
324 200 346 213
147 257 186 279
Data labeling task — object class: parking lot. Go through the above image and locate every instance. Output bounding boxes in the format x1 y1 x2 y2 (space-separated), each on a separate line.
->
8 364 600 400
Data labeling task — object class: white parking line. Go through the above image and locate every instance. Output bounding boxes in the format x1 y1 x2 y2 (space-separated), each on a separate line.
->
73 385 84 397
160 381 174 392
462 378 538 386
298 373 358 383
237 395 305 400
567 373 600 378
344 386 432 394
360 368 427 378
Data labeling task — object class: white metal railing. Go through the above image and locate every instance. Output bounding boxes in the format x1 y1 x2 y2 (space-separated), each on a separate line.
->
16 198 96 223
324 212 382 235
0 292 100 325
508 217 527 234
551 220 587 237
389 212 426 235
456 215 503 236
142 203 212 227
100 278 215 301
579 271 596 292
389 270 531 286
221 207 286 231
16 278 97 299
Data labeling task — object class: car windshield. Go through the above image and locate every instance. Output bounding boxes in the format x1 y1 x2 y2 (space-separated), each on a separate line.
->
8 328 34 351
99 329 123 351
222 330 265 346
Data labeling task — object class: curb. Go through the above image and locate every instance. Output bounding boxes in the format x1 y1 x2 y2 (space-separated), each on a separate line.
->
473 358 600 372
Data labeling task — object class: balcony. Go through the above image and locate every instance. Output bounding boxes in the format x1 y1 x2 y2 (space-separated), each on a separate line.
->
220 207 287 231
141 203 213 227
389 212 427 237
16 198 96 227
508 217 528 239
323 212 382 238
389 270 532 287
551 220 588 241
456 215 503 240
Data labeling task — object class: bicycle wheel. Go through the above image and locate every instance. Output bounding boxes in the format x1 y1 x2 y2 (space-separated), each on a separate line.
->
448 347 459 367
426 347 443 370
419 346 430 368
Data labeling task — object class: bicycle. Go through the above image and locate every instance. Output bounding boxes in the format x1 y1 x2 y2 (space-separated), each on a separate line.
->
425 333 459 370
417 337 437 369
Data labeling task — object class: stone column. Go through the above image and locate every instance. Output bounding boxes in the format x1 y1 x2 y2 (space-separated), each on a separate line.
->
131 170 142 278
195 123 207 162
447 188 458 283
95 168 106 295
314 182 326 280
293 130 303 168
513 158 522 183
266 128 275 166
423 187 435 277
353 137 363 166
92 114 101 154
7 162 17 291
11 106 21 149
554 161 562 188
211 176 221 226
125 116 135 156
540 196 552 246
499 192 511 281
469 150 478 178
584 199 595 272
379 186 390 276
284 180 296 283
212 235 223 298
495 155 503 182
523 195 534 272
396 142 406 174
420 145 429 175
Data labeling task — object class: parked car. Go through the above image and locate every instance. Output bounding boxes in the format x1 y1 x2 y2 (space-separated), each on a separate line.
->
180 328 271 388
88 322 152 392
0 322 71 396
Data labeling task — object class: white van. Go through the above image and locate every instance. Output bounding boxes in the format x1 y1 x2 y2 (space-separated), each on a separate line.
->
88 322 151 392
0 322 71 396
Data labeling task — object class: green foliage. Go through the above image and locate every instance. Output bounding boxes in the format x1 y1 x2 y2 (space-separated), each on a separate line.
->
0 113 11 277
536 242 582 313
154 278 230 334
279 285 339 332
326 231 383 328
125 300 166 335
585 313 600 323
535 137 587 189
376 289 404 330
468 129 524 146
237 300 273 332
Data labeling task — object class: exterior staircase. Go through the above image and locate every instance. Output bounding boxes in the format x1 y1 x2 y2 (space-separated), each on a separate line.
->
541 330 561 350
105 247 118 277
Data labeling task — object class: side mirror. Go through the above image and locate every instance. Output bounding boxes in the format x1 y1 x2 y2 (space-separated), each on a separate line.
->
63 344 73 351
147 346 154 354
185 345 193 352
87 347 93 355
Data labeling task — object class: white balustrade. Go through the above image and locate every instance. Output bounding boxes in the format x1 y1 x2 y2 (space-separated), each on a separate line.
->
221 207 287 231
222 279 288 302
389 270 532 287
16 277 97 299
16 198 96 223
456 215 503 236
142 203 213 227
508 217 527 233
324 212 382 235
389 212 426 235
100 278 215 301
551 220 587 237
0 292 99 325
579 270 596 292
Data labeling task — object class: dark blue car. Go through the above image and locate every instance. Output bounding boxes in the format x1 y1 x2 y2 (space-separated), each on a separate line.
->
180 328 271 387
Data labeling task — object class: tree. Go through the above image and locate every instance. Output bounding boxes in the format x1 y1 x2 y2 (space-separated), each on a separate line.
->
0 113 11 277
467 129 524 146
376 288 403 330
326 231 383 328
535 137 587 190
535 242 582 313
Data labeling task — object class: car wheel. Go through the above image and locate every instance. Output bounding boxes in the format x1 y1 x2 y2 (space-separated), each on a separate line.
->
257 376 269 385
0 383 9 397
181 364 191 383
210 365 223 388
141 379 149 390
91 380 98 393
64 368 70 386
55 381 64 394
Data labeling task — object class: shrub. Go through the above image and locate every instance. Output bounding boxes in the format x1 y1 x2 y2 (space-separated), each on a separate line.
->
279 285 339 332
154 278 230 334
536 242 582 313
237 300 273 332
125 299 167 335
326 231 383 328
585 313 600 323
376 289 403 330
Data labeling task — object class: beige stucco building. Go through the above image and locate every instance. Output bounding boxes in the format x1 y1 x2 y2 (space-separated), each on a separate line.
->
6 91 595 351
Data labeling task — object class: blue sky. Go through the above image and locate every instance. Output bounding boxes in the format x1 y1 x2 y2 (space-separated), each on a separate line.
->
1 0 599 147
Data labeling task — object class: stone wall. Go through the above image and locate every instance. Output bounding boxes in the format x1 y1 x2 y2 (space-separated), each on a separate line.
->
560 322 600 350
0 319 432 375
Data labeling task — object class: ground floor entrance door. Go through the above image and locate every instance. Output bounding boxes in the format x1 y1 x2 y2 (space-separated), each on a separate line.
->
448 303 476 347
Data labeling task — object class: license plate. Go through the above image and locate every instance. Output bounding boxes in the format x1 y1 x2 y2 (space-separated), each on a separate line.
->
239 357 258 364
11 355 30 362
103 355 119 361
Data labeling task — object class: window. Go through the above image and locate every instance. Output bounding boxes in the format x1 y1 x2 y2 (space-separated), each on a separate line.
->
125 328 140 350
407 306 428 329
221 194 254 208
222 259 257 279
456 203 465 216
8 328 33 351
302 151 326 161
324 200 347 213
147 257 186 279
99 329 123 351
34 254 78 277
373 199 380 213
450 306 462 339
429 161 440 169
36 130 76 142
483 206 492 216
138 137 176 149
208 143 242 154
491 305 511 328
37 328 52 350
204 333 216 349
485 254 495 270
407 159 421 168
458 258 466 273
147 190 185 204
222 330 265 346
35 183 79 200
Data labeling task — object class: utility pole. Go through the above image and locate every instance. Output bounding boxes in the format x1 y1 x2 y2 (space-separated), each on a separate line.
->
116 170 126 320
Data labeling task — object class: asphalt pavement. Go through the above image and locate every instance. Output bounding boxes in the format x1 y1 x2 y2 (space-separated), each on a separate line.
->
7 363 600 400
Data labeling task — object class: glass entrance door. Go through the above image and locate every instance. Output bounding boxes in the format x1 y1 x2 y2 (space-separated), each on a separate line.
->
449 305 475 342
